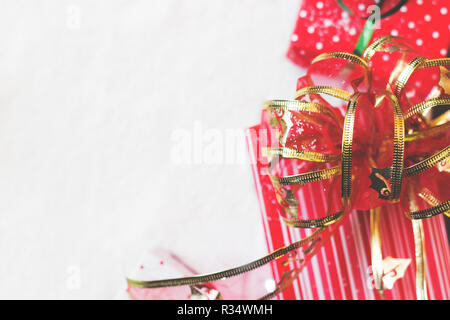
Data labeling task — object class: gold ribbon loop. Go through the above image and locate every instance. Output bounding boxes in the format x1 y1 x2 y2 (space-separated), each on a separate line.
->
383 93 405 201
396 57 450 97
403 145 450 177
407 201 450 220
341 93 361 204
395 57 426 97
404 97 450 119
295 86 353 101
262 147 341 163
282 210 345 229
421 58 450 68
273 165 341 186
362 35 398 61
263 99 337 119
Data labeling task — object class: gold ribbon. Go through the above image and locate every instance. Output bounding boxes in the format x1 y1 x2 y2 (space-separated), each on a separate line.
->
341 93 360 205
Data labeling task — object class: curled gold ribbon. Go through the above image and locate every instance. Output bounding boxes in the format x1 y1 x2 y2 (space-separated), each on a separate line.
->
273 165 341 186
396 57 450 97
404 97 450 120
407 201 450 220
383 92 405 202
262 147 341 163
312 51 372 87
395 57 426 97
341 93 360 204
263 99 338 119
296 86 353 101
403 146 450 177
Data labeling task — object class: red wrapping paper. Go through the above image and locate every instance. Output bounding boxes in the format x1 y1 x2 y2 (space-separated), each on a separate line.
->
288 0 450 69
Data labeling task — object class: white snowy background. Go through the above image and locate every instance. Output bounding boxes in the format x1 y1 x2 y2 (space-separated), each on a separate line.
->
0 0 305 298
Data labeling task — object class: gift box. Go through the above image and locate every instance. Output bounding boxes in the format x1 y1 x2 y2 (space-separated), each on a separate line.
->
246 124 450 299
246 32 450 299
287 0 450 69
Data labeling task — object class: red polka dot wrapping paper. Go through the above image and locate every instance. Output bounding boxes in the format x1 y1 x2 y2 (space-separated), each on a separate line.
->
287 0 450 69
246 125 450 300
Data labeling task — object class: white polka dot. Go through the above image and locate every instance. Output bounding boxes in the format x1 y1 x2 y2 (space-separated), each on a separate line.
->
416 81 422 87
408 21 415 29
441 7 448 15
349 28 356 36
324 19 332 27
441 48 447 55
307 26 315 34
432 31 440 39
382 55 389 61
316 1 323 9
358 4 365 11
291 34 298 42
400 6 407 12
299 10 307 18
300 50 306 55
417 0 423 4
425 14 431 21
416 39 423 46
332 35 340 43
391 29 399 36
341 11 349 19
316 42 323 50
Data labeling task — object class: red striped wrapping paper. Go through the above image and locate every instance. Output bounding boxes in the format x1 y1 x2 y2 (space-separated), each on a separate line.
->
246 124 450 300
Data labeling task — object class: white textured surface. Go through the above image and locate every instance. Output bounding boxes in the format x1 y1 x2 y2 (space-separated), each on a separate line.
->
0 0 303 299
